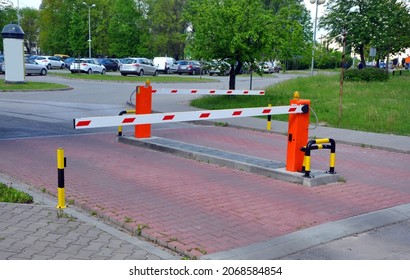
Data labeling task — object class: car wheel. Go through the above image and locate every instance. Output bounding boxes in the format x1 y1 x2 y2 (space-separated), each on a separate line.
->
101 69 106 75
47 64 52 69
139 70 144 76
165 68 170 74
153 70 158 76
121 73 127 76
40 69 47 76
60 64 64 69
87 68 92 74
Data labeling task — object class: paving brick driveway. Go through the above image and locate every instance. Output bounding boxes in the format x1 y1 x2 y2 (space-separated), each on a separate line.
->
0 125 409 258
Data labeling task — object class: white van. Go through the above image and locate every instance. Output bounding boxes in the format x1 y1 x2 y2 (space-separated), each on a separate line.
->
153 57 179 74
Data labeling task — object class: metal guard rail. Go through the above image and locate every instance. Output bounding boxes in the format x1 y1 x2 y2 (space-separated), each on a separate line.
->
301 138 336 178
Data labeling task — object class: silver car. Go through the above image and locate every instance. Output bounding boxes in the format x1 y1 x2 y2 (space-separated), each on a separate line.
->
1 58 48 76
120 58 158 76
25 59 48 76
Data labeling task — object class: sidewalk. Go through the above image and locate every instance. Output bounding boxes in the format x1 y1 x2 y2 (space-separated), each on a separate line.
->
1 100 410 260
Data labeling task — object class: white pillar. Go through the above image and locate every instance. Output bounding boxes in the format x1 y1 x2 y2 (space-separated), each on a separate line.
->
2 24 25 84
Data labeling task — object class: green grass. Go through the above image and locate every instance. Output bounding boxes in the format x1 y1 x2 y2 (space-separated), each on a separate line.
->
0 81 69 91
0 182 33 204
191 71 410 136
51 72 215 83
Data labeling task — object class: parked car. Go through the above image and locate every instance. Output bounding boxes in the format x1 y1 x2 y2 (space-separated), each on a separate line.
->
120 58 158 76
98 58 119 71
0 56 4 74
259 62 275 74
1 58 47 76
176 60 202 75
25 58 48 76
70 58 106 74
208 60 230 76
64 57 75 69
35 56 65 69
153 57 179 74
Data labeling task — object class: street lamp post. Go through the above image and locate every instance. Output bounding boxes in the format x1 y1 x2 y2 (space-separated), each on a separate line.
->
82 2 96 58
310 0 325 76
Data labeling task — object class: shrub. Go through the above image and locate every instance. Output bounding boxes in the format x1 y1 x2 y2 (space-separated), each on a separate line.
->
344 67 389 82
0 183 33 203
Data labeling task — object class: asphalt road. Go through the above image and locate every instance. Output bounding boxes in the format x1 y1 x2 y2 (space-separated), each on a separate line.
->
0 71 300 140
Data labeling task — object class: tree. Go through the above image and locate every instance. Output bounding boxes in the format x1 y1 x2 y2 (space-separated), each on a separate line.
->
39 0 73 55
108 0 150 57
320 0 410 68
146 0 188 60
185 0 280 89
0 2 18 53
19 8 40 54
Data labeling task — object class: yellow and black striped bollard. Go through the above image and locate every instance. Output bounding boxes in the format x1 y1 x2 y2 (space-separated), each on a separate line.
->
56 147 66 209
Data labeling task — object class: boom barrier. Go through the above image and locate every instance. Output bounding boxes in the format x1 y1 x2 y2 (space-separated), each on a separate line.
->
73 80 312 173
152 88 265 95
74 105 308 129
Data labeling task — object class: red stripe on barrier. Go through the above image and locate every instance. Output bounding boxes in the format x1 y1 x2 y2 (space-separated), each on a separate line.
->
260 91 265 95
199 113 211 118
171 89 178 93
262 109 272 114
232 111 242 116
122 118 135 124
76 120 91 127
227 90 233 94
243 90 249 94
152 89 157 93
163 115 175 121
288 107 297 112
210 90 216 94
191 90 198 94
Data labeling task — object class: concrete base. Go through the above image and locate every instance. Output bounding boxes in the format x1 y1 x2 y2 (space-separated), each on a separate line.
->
119 136 341 187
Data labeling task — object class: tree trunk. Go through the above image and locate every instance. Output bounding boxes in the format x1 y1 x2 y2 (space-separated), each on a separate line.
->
358 44 366 67
229 70 236 90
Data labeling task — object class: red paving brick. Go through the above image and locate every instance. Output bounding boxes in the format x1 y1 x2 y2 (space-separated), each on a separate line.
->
0 126 409 257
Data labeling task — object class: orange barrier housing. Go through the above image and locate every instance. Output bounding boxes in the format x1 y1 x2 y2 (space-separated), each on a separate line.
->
135 80 153 138
286 92 310 172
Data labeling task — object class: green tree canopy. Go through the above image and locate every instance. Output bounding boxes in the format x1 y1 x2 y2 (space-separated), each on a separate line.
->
320 0 410 66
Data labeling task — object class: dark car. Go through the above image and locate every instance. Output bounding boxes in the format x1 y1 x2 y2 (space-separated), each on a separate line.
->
64 57 75 69
0 56 4 74
98 58 119 71
176 60 202 75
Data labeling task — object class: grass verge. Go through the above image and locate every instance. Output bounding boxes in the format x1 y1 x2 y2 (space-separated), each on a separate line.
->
51 72 215 83
0 182 33 204
0 81 70 91
191 71 410 136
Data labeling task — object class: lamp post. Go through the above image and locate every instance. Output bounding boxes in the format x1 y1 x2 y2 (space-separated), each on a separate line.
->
82 2 96 58
310 0 325 76
338 30 347 126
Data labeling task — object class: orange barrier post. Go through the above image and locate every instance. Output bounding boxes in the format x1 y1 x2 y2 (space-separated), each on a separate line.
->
286 91 310 172
135 80 152 138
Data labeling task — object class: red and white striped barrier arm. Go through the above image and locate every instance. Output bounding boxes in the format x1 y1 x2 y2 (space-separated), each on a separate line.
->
74 105 307 129
152 88 265 95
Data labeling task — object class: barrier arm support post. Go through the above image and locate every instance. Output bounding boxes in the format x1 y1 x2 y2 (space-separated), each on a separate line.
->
56 147 66 209
118 110 136 136
134 80 153 138
286 91 310 172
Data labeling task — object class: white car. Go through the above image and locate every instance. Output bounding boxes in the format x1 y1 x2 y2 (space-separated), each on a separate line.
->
34 56 65 69
70 58 106 74
153 57 179 74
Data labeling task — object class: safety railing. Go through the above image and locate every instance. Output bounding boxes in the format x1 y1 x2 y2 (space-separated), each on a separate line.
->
118 109 136 136
301 138 336 178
